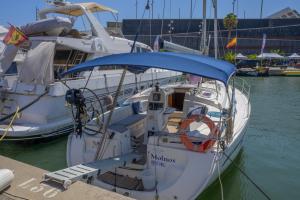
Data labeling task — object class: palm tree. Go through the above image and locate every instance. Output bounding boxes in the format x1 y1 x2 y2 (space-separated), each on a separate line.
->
224 51 236 63
270 49 285 56
223 13 238 42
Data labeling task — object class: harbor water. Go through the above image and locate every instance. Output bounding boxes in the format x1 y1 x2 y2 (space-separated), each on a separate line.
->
0 77 300 200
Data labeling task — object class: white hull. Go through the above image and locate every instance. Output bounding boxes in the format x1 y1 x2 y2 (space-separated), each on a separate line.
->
65 82 250 200
0 70 181 139
1 2 176 140
81 128 247 200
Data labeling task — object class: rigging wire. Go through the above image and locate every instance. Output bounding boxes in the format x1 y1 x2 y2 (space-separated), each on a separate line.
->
0 106 20 142
83 70 93 90
217 21 225 58
183 0 198 46
234 0 239 65
3 192 30 200
217 141 224 200
216 109 225 200
160 0 166 36
96 3 149 160
0 88 49 123
222 152 272 200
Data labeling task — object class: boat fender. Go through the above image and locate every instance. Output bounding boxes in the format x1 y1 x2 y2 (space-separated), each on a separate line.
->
179 115 218 153
0 169 14 192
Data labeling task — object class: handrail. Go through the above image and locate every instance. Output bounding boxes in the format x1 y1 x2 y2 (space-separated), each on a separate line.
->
230 77 251 117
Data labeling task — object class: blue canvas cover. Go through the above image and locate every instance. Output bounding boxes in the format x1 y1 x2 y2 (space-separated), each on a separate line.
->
62 52 236 85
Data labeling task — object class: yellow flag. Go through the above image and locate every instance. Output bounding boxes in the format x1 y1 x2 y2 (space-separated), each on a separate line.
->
3 25 28 46
226 37 237 49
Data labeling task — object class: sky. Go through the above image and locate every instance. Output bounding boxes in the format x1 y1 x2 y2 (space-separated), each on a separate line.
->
0 0 300 27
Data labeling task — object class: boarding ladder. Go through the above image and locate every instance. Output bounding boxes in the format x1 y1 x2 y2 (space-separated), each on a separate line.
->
43 153 141 189
71 51 86 65
64 50 86 72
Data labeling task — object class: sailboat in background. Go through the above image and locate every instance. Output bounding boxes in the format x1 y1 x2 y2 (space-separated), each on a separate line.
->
0 0 180 140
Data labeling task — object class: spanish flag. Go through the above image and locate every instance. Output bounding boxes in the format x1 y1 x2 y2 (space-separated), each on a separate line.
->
226 37 237 49
3 25 28 46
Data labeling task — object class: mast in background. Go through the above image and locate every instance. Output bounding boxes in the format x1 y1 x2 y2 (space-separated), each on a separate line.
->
260 0 264 19
212 0 218 59
36 7 40 20
190 0 193 19
160 0 166 35
201 0 207 54
232 0 237 13
135 0 138 19
169 0 171 18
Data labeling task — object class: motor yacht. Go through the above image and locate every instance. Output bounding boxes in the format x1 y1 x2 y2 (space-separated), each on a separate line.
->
0 2 180 140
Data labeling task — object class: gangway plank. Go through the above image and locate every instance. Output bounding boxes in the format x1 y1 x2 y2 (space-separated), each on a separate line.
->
43 153 141 189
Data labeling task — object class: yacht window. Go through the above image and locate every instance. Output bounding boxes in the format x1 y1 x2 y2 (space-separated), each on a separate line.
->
53 49 88 79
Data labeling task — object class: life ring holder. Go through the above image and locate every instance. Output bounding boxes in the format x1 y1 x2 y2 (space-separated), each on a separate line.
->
179 115 219 153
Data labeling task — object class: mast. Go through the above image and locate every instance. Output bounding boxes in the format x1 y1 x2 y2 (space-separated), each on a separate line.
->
232 0 236 13
169 0 171 18
212 0 218 59
135 0 138 19
160 0 165 35
190 0 193 19
260 0 264 19
151 0 154 20
201 0 207 54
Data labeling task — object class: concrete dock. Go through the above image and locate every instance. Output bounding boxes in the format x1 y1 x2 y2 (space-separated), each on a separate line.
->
0 155 134 200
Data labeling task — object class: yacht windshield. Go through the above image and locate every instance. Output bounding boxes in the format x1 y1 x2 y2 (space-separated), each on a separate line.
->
42 9 119 37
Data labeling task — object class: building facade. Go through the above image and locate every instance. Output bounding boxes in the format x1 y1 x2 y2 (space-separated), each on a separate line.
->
267 7 300 19
121 18 300 57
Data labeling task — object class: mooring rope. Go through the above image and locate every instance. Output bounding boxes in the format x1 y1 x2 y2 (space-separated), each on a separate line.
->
222 151 272 200
217 140 224 200
0 88 49 123
3 191 30 200
0 106 20 142
95 2 149 161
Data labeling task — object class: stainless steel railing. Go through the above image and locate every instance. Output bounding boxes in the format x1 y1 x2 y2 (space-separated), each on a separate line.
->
230 77 251 117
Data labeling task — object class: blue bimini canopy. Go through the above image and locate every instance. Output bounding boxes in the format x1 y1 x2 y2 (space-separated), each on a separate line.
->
62 52 236 85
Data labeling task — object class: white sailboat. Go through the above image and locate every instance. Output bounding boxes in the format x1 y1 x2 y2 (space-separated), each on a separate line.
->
0 1 180 140
44 52 251 199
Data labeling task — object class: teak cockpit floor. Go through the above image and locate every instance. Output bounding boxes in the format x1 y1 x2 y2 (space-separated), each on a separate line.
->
98 172 144 191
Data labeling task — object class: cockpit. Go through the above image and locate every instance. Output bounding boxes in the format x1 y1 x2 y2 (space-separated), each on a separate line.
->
146 84 195 134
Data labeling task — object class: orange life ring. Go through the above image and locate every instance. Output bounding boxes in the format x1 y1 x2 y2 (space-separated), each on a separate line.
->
179 115 218 153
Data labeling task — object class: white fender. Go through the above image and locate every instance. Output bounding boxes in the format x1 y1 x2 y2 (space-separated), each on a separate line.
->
0 169 14 192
